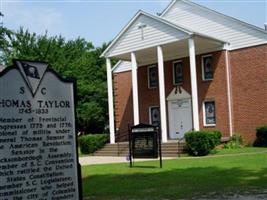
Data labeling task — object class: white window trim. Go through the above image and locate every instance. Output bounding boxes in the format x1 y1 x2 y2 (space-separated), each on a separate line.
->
202 100 216 127
172 60 183 86
201 54 213 81
147 65 157 89
149 106 160 125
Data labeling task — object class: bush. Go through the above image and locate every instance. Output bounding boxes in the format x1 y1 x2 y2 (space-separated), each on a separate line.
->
185 130 222 156
208 130 222 147
253 125 267 147
79 134 109 154
224 134 243 149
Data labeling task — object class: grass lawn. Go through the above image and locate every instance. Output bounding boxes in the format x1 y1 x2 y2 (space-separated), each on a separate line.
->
82 147 267 200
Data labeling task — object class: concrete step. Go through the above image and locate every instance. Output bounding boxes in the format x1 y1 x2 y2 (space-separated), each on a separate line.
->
93 141 186 157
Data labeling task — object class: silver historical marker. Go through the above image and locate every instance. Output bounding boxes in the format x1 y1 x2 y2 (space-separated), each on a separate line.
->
0 60 81 200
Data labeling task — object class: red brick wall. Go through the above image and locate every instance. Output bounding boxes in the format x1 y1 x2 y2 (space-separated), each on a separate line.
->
137 50 230 138
197 51 230 136
113 71 133 141
113 45 267 142
230 44 267 143
138 66 159 123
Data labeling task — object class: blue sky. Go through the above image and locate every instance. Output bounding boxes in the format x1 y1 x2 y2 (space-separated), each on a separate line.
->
1 0 267 47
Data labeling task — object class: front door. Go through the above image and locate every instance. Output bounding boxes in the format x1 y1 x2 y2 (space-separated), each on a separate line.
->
168 99 192 139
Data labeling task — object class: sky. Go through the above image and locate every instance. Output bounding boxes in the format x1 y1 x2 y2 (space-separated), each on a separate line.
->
1 0 267 47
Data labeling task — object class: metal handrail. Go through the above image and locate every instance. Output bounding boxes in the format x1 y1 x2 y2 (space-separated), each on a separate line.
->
116 128 130 156
177 137 184 157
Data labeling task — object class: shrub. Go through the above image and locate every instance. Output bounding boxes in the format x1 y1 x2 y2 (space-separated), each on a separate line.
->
253 125 267 147
79 134 109 154
208 130 222 147
224 134 243 149
185 130 222 156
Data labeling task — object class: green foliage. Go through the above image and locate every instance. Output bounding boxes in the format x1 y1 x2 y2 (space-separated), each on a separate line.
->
208 130 222 147
0 27 12 48
1 27 109 133
254 125 267 147
224 134 244 149
79 134 109 154
185 130 222 156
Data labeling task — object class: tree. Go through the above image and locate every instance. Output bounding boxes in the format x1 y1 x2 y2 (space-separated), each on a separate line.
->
1 28 108 133
0 26 13 63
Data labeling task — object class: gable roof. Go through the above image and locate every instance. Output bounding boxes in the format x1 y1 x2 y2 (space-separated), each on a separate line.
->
161 0 267 34
101 9 226 58
160 0 267 50
101 10 193 58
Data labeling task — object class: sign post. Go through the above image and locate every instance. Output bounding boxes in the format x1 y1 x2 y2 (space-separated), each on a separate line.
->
0 60 81 200
157 126 162 168
129 123 162 168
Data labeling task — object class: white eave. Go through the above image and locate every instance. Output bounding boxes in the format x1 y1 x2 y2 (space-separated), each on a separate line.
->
111 60 122 72
160 0 176 16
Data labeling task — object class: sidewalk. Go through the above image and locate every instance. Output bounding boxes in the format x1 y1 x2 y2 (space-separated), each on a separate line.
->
79 156 175 165
79 150 267 165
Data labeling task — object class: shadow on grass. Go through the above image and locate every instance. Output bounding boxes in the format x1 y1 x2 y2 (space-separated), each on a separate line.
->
83 165 267 200
131 165 159 169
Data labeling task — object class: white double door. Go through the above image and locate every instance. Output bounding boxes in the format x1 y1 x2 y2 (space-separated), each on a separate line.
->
168 98 193 139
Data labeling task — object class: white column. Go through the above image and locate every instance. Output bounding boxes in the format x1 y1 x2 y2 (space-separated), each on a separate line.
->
157 46 168 143
225 49 233 136
188 37 200 131
106 58 115 144
131 52 139 125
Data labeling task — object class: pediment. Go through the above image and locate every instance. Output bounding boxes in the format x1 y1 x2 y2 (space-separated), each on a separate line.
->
167 86 191 101
102 11 191 58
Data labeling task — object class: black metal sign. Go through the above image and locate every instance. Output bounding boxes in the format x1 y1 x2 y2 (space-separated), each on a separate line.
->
132 125 158 158
129 123 162 168
0 60 82 200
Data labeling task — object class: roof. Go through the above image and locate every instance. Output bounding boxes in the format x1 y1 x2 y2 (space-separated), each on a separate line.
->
161 0 267 34
100 10 193 58
112 61 132 73
101 10 227 58
102 0 266 58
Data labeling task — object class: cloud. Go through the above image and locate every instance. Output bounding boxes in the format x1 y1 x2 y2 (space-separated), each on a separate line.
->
3 2 63 35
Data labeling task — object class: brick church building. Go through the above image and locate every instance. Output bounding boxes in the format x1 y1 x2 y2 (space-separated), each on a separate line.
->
101 0 267 143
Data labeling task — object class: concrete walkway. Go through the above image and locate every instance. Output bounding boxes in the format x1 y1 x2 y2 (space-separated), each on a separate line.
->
79 156 175 166
79 150 267 166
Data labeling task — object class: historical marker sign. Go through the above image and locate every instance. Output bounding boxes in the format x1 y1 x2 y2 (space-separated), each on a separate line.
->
131 123 159 159
0 60 81 199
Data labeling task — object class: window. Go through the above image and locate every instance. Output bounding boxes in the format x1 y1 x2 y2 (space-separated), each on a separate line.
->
149 106 160 126
202 55 213 80
173 61 183 85
203 100 216 126
148 65 158 88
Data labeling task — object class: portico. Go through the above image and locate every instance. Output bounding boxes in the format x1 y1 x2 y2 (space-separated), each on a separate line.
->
102 11 226 144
